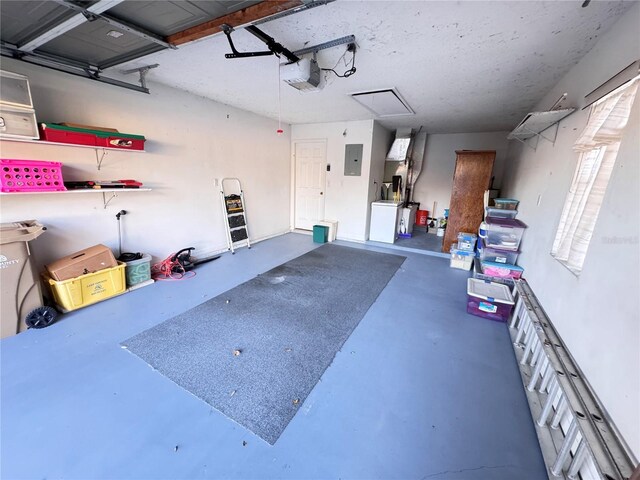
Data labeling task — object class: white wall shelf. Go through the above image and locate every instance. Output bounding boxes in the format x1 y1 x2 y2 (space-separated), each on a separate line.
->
0 188 152 208
0 137 146 152
0 138 146 170
507 108 575 150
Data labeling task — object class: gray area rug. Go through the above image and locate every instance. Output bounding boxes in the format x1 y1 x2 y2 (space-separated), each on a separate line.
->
122 244 405 444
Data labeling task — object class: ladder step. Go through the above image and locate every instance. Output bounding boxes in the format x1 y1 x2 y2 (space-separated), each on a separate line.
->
228 215 246 228
225 194 244 213
231 228 248 242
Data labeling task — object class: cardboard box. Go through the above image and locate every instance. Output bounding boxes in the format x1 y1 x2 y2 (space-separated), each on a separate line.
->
46 244 117 281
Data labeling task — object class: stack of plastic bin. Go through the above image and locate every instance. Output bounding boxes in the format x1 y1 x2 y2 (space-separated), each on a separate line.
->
450 232 477 270
475 198 526 285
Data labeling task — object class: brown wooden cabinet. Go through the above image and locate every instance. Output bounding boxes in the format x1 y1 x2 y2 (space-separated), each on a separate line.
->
442 150 496 253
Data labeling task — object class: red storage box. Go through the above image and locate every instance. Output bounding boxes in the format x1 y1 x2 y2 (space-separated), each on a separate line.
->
39 123 145 150
1 159 66 192
95 134 145 150
40 123 96 146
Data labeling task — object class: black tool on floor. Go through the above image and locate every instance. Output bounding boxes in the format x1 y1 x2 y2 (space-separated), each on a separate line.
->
172 247 220 273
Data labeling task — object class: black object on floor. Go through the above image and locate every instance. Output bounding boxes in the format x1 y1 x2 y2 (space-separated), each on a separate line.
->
122 243 405 444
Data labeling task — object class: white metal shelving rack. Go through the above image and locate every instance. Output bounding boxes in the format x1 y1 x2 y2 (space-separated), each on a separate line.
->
507 108 575 150
1 137 149 207
0 188 152 208
1 137 146 170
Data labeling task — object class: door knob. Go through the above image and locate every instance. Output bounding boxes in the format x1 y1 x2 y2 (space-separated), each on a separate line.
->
320 192 324 195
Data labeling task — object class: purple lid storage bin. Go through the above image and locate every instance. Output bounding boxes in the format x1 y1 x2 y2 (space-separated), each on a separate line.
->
485 217 527 251
478 238 520 264
466 278 515 323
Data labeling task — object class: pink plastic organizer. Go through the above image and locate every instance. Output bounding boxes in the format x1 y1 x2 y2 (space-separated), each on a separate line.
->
1 159 66 192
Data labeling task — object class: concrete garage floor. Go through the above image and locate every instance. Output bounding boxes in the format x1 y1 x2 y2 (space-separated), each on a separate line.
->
0 233 546 480
395 229 446 255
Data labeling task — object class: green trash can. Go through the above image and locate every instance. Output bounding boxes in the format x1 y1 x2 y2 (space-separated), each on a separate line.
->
313 225 329 243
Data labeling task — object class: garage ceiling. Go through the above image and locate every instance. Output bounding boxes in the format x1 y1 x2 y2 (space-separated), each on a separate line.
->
113 0 632 132
0 0 282 90
1 1 634 132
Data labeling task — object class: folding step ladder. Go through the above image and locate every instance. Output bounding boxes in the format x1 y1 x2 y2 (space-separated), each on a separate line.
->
220 178 251 254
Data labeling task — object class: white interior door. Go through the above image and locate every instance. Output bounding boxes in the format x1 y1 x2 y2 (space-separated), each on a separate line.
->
294 141 326 230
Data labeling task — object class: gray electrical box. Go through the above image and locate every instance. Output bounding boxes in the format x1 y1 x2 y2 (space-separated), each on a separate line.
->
344 144 363 176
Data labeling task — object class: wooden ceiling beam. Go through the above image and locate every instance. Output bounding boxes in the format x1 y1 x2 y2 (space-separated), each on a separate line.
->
166 0 303 46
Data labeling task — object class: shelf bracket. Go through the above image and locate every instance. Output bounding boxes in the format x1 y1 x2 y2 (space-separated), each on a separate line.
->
96 148 108 170
102 191 117 209
121 64 159 90
508 108 574 151
511 135 538 151
512 123 560 151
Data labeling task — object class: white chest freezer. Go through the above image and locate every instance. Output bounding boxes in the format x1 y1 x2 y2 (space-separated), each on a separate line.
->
369 201 403 243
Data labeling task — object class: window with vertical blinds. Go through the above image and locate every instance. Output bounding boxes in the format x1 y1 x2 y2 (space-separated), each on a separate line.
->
551 78 639 275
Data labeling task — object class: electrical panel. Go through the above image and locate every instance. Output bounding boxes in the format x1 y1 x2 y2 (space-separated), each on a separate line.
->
344 144 363 176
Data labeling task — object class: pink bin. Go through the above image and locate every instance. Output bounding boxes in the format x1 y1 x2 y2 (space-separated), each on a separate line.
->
1 159 66 193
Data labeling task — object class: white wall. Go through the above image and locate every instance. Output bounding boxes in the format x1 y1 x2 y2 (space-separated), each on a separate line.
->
501 3 640 458
412 132 510 218
0 58 291 269
291 119 382 242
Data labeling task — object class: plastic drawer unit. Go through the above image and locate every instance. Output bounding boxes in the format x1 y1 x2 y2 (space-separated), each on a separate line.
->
0 70 39 140
477 238 520 265
484 217 527 251
0 107 39 139
485 207 518 219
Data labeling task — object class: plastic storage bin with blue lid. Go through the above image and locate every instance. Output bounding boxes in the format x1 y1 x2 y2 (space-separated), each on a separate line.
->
481 261 524 279
493 198 519 210
450 247 474 270
457 232 477 251
477 237 520 264
485 206 518 219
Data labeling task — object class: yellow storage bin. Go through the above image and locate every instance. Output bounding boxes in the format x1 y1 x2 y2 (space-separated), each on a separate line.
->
45 262 126 312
